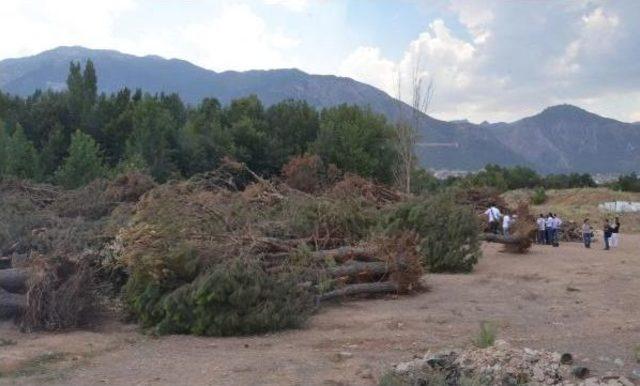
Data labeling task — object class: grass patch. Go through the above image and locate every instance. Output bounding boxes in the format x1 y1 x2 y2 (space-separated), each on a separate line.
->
634 345 640 363
473 321 497 348
8 351 67 378
0 338 17 347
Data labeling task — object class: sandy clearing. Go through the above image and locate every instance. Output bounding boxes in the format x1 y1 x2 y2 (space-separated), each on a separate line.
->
1 235 639 386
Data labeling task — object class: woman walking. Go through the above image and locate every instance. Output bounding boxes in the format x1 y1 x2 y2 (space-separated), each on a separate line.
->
582 219 592 248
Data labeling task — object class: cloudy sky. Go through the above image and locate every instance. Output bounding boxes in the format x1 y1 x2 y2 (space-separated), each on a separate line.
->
1 0 639 123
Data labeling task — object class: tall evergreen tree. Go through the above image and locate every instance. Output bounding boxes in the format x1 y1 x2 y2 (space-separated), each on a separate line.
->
0 121 7 176
126 98 178 181
5 124 40 180
40 123 69 177
83 59 98 108
55 130 105 188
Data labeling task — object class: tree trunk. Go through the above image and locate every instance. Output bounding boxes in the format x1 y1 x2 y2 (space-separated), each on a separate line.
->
326 261 389 278
0 268 28 293
318 281 399 302
310 247 380 263
0 257 11 270
481 233 529 245
0 288 26 320
261 246 380 265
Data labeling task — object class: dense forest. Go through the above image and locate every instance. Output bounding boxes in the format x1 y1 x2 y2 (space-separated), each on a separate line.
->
0 61 396 188
1 60 638 193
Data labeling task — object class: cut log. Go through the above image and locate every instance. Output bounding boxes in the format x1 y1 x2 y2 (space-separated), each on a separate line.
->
318 281 399 302
326 261 389 278
0 257 11 270
0 268 28 293
261 246 380 264
0 288 26 320
310 247 380 263
481 233 529 245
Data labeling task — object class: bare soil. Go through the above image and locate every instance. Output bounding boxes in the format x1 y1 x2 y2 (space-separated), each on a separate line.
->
1 235 639 386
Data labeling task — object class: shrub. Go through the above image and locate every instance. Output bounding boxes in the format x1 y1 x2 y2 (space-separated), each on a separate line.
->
281 155 325 193
20 256 99 331
473 321 497 348
531 187 547 205
126 258 314 336
386 194 481 273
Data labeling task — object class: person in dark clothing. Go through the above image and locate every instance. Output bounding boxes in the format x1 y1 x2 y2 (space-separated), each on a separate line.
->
611 217 620 248
603 219 612 250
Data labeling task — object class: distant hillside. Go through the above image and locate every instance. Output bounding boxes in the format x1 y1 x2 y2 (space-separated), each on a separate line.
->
1 46 638 173
489 105 640 173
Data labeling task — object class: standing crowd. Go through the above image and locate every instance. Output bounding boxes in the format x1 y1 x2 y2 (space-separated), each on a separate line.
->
484 204 622 251
581 217 620 250
535 213 562 246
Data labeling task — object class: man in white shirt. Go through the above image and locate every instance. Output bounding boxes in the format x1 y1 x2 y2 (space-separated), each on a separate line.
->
545 213 555 244
553 214 562 243
484 204 502 234
536 214 546 244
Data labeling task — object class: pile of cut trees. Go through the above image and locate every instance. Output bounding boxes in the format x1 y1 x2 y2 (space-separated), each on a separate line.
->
0 257 27 320
255 236 423 302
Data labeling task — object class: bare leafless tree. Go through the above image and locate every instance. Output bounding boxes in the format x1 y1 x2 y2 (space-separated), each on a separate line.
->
393 56 434 194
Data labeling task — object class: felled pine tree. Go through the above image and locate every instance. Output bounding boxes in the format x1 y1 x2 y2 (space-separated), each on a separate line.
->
55 130 106 189
386 193 481 273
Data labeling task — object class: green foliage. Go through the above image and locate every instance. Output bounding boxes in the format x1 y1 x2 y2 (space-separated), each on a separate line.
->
410 168 444 194
531 186 547 205
265 99 319 166
284 195 380 242
126 258 313 336
39 124 69 177
314 104 397 183
459 164 596 192
5 124 40 180
0 121 7 176
613 172 640 192
55 130 106 188
386 194 481 273
543 172 596 189
473 321 497 348
126 98 178 181
177 98 232 176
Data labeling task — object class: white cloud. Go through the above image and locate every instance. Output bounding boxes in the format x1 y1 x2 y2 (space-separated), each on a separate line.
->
338 47 397 96
262 0 310 12
0 0 135 58
339 2 640 123
179 3 301 71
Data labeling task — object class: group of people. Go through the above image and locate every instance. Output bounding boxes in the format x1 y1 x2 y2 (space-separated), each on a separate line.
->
484 204 516 237
484 205 623 251
536 213 563 246
581 217 621 250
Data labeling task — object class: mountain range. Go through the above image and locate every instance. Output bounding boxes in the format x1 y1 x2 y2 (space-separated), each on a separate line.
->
1 46 638 174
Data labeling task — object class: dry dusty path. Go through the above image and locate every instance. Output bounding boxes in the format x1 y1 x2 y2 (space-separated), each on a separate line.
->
1 235 639 385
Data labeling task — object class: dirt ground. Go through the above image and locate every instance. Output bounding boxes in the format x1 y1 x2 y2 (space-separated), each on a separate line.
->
1 235 639 386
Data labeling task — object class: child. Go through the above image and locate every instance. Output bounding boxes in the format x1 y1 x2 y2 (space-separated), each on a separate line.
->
502 211 512 238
